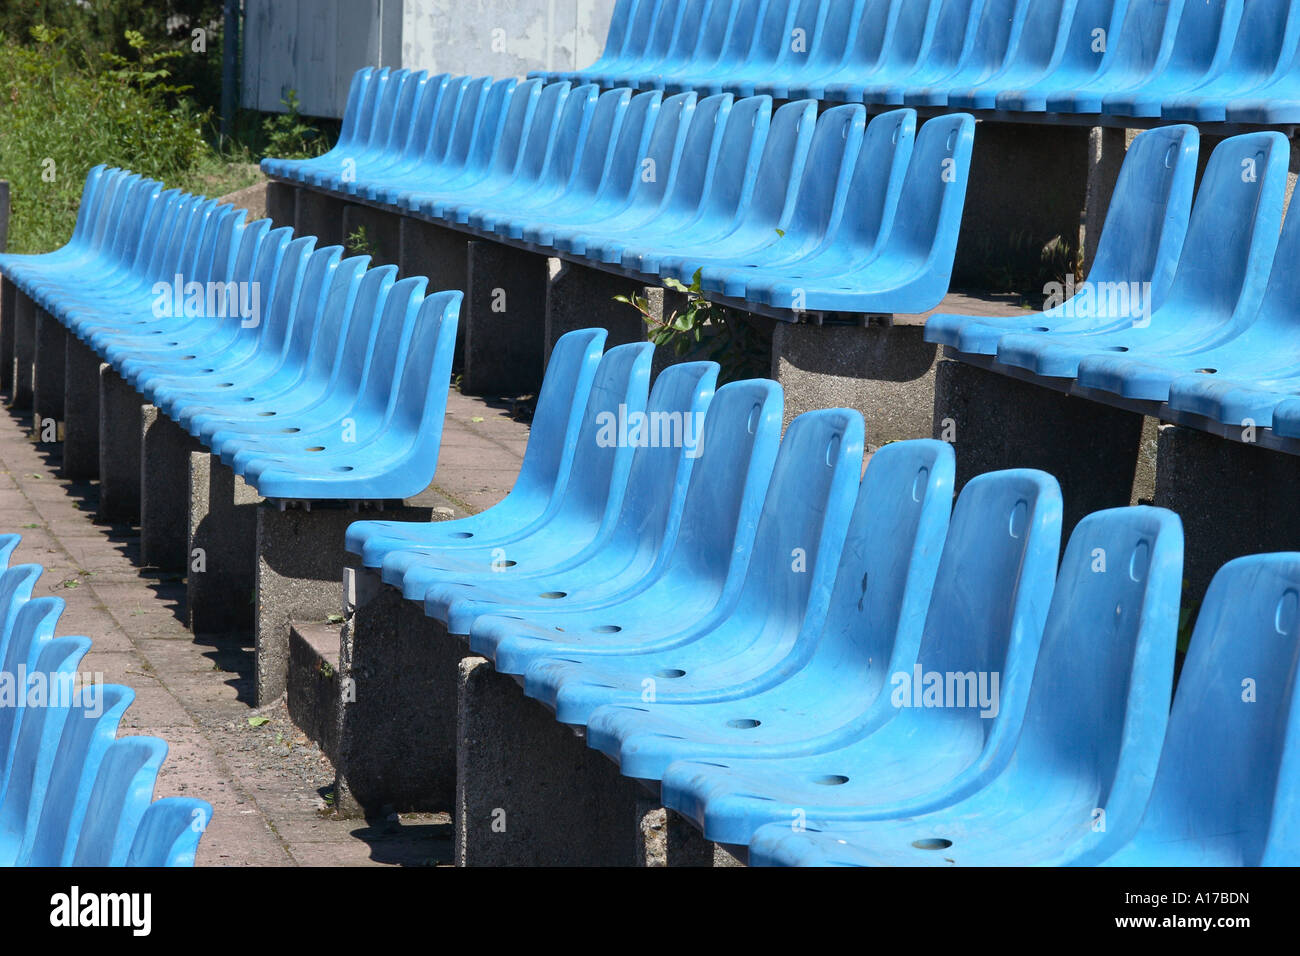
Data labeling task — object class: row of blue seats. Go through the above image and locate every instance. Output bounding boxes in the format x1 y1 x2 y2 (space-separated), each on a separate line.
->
262 68 973 316
343 327 1298 866
0 535 209 866
930 123 1300 437
542 0 1300 124
0 167 459 501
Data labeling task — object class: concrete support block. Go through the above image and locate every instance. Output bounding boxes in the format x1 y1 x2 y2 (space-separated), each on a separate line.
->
399 218 471 367
637 805 746 867
1083 127 1135 273
932 359 1151 541
288 621 341 763
333 574 464 817
62 334 101 480
772 321 939 449
255 502 432 705
10 289 35 410
32 308 66 441
187 452 259 634
0 274 16 393
341 203 400 266
293 187 347 246
140 407 201 570
953 122 1090 289
98 365 145 524
264 179 297 232
455 656 646 866
462 240 549 396
543 260 651 360
1154 424 1300 608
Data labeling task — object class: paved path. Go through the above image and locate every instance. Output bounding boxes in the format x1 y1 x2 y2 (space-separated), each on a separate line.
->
0 389 525 866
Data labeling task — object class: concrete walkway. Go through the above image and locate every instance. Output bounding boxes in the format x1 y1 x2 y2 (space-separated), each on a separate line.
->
0 388 526 866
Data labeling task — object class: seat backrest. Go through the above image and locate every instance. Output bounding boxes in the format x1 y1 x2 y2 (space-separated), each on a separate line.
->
877 0 943 70
737 99 817 227
1012 507 1182 857
961 0 1027 73
277 245 346 366
331 265 398 395
487 79 549 178
290 253 368 378
608 360 719 548
811 439 955 701
1161 0 1239 74
253 235 320 357
351 275 429 419
126 796 212 867
0 564 41 666
0 597 63 782
1081 124 1198 311
381 70 432 157
460 77 517 174
536 84 602 190
697 95 771 221
335 67 375 153
71 736 168 867
513 329 609 506
0 534 19 569
590 0 642 71
1001 0 1075 72
1100 0 1185 80
25 684 134 866
1219 0 1296 78
392 290 462 438
836 108 916 253
733 407 865 627
1054 0 1122 73
920 0 989 74
667 377 783 582
553 342 655 526
0 636 92 851
597 90 664 203
1161 131 1287 319
659 93 733 214
568 88 634 195
893 469 1062 747
627 91 699 211
407 73 459 165
506 81 574 184
750 0 803 66
874 112 973 275
1114 554 1300 865
784 104 866 240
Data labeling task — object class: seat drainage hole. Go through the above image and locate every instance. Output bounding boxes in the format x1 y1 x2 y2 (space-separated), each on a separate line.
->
241 397 256 402
1030 326 1050 333
539 591 567 599
218 382 234 388
182 355 196 360
277 427 301 434
726 718 760 729
497 560 517 568
306 446 325 452
1194 368 1217 375
912 838 952 850
332 466 354 473
1104 346 1129 352
812 774 849 786
592 624 621 633
449 532 473 539
654 668 686 679
258 411 276 417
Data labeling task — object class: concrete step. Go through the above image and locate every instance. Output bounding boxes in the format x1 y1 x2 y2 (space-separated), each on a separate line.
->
288 620 342 765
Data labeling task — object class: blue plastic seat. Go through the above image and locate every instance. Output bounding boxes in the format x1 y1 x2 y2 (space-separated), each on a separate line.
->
0 636 93 864
1044 0 1185 114
466 377 784 670
948 0 1072 110
996 131 1287 381
657 468 1062 847
1163 0 1298 122
515 407 866 727
1100 0 1242 118
905 0 1030 107
379 341 654 598
925 124 1198 355
345 328 607 567
69 736 167 867
417 360 718 635
746 505 1182 867
824 0 941 103
0 535 20 571
584 439 954 781
126 797 212 867
785 0 898 101
1224 11 1300 124
23 686 135 866
1097 553 1300 866
262 67 376 182
994 0 1124 112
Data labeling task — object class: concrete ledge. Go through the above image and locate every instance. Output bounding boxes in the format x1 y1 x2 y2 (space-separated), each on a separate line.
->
773 322 939 449
1155 423 1300 607
140 407 202 570
264 179 296 232
333 573 464 817
32 308 66 434
462 240 549 396
98 364 144 524
255 502 433 705
294 187 347 246
187 452 259 634
288 620 341 764
9 290 34 410
341 203 400 266
933 358 1153 541
0 274 15 393
62 335 100 480
455 656 646 866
